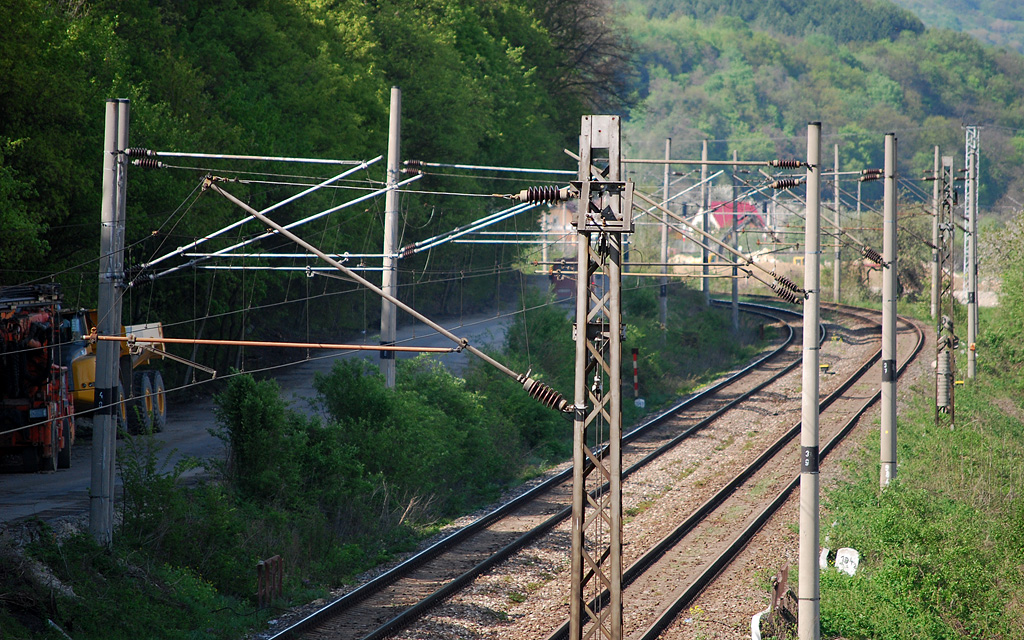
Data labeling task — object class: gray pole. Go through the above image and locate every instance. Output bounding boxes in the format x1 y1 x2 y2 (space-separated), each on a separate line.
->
833 144 841 303
731 149 739 331
880 133 898 487
965 127 979 379
930 146 940 321
90 99 127 546
660 138 670 329
701 140 710 305
380 87 401 388
108 99 129 532
798 122 821 640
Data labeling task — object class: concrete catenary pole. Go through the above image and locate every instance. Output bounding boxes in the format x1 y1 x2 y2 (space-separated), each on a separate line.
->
660 138 670 329
90 99 128 546
380 87 401 388
701 140 710 305
833 144 841 303
731 149 739 331
108 98 129 532
798 122 822 640
930 146 940 321
880 133 898 487
965 126 979 379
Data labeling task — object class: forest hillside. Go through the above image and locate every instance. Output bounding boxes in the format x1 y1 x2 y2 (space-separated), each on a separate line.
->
620 0 1024 219
3 0 1023 358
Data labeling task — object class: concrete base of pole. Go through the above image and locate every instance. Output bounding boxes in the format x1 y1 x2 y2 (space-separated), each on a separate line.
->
798 600 821 640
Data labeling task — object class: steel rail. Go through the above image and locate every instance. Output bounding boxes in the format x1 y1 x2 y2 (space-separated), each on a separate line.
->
633 311 925 640
543 302 896 640
267 302 803 640
352 304 815 640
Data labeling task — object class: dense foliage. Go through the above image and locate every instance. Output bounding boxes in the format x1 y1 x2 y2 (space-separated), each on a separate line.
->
0 0 631 381
890 0 1024 52
810 209 1024 638
980 211 1024 367
817 325 1024 636
0 0 594 276
0 281 764 638
620 1 1024 215
630 0 925 42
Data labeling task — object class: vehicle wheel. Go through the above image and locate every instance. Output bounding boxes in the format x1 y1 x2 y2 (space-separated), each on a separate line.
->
128 372 154 434
115 381 128 437
150 371 167 433
57 418 71 469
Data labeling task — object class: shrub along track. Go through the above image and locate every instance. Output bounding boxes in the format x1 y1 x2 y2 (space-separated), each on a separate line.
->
266 302 898 640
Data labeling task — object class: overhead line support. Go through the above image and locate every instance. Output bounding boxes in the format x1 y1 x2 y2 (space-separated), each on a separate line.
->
91 98 129 547
202 178 570 415
798 121 822 640
568 115 630 640
381 87 401 388
964 126 979 379
935 154 957 429
880 133 899 487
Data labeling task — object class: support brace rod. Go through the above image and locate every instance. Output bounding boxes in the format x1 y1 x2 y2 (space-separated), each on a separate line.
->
96 334 457 353
624 158 800 167
137 150 367 165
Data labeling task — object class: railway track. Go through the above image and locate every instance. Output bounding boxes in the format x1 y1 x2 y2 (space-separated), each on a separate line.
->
267 301 915 640
548 306 924 640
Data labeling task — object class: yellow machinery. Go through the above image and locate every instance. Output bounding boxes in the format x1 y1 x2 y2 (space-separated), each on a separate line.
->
61 309 167 432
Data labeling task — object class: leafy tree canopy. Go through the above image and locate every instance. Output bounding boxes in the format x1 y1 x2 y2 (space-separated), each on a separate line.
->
621 2 1024 214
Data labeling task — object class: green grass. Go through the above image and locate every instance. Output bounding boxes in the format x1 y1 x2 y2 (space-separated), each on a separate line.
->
1 530 264 640
815 347 1024 638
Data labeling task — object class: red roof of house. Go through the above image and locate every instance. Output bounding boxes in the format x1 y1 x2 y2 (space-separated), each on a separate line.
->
708 201 764 229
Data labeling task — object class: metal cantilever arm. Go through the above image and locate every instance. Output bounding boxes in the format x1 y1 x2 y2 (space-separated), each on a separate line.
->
564 148 804 299
203 178 570 413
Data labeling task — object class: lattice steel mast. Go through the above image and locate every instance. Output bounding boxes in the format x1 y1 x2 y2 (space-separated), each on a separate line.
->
568 115 633 640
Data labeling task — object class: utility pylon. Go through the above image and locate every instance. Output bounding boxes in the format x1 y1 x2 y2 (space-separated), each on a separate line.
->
731 149 739 331
701 140 710 305
935 154 957 429
660 138 670 329
568 115 632 640
964 126 979 379
930 146 940 320
832 144 841 303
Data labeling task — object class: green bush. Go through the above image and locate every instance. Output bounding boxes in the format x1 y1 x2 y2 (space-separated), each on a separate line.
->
314 357 517 513
75 280 767 637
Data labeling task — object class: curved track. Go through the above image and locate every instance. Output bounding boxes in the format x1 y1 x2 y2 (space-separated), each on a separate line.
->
269 301 911 640
545 305 924 640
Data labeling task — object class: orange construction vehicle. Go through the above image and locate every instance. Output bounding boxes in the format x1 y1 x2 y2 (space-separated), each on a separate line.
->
0 284 75 472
